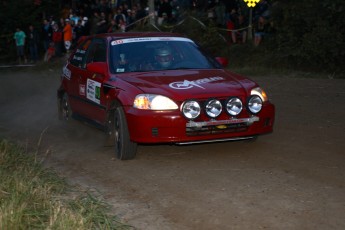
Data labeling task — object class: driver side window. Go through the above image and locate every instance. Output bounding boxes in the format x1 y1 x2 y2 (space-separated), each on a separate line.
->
84 39 107 66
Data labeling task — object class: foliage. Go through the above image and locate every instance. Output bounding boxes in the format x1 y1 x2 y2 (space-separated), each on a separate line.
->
173 16 229 57
269 0 345 73
0 139 131 229
1 0 344 74
1 0 60 33
0 0 60 60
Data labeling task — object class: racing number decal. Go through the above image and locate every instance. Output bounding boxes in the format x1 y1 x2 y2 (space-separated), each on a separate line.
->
87 79 101 104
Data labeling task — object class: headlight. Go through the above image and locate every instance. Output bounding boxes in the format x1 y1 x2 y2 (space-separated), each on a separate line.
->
133 94 178 110
251 87 268 102
226 97 242 116
205 99 222 118
182 100 201 119
248 95 263 114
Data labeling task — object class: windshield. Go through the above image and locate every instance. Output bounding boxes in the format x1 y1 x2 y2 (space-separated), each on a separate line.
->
109 37 222 73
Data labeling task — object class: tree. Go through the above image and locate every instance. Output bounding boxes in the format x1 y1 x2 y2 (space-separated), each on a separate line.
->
270 0 345 71
0 0 60 60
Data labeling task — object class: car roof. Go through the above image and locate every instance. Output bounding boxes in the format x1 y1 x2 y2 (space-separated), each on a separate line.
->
91 32 186 40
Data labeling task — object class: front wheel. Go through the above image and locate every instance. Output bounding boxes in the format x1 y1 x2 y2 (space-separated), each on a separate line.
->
113 106 137 160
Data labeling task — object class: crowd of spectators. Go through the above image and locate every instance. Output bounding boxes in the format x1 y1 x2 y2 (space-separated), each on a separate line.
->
204 0 273 45
13 0 273 64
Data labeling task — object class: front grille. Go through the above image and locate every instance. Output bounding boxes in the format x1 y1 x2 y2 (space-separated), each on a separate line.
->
186 123 248 136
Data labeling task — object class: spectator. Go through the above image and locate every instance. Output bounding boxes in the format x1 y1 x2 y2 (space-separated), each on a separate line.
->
232 14 247 44
160 12 169 26
226 9 236 42
114 7 126 25
158 0 172 25
13 27 27 64
90 11 100 35
41 19 52 52
59 18 65 30
254 16 267 46
43 42 55 62
135 4 147 27
107 19 118 33
52 23 63 57
63 18 73 53
70 10 80 25
74 19 83 44
170 10 178 24
126 9 135 31
81 17 90 36
254 0 270 21
96 11 108 34
122 3 130 17
27 25 40 63
118 18 126 32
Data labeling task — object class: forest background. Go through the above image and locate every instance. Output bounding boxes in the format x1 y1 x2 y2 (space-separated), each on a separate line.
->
0 0 344 76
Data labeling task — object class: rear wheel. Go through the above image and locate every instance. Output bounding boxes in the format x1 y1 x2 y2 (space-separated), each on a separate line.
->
113 106 137 160
58 92 72 121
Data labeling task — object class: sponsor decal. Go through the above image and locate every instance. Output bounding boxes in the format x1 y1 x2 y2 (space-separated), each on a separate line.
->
116 68 125 72
111 37 193 46
79 84 85 96
63 65 71 80
72 56 82 61
169 76 224 90
87 79 101 104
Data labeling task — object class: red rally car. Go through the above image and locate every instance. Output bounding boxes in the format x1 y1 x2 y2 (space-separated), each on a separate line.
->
57 32 275 160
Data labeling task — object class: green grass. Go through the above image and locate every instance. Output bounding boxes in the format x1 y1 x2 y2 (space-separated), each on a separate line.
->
0 139 132 229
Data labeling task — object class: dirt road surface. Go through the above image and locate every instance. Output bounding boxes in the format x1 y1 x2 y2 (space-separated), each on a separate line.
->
1 65 345 230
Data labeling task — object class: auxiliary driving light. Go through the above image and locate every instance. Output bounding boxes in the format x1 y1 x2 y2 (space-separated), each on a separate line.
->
248 95 263 114
182 100 201 119
226 97 243 116
205 99 222 118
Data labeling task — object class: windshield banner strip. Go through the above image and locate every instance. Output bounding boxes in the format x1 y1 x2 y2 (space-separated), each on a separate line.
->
111 37 193 46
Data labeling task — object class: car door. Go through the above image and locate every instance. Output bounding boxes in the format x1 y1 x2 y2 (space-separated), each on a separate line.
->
66 38 92 116
77 38 108 124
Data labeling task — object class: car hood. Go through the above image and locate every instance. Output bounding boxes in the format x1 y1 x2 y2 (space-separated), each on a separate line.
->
116 69 257 101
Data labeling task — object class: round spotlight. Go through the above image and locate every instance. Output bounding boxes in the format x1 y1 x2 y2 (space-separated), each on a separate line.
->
226 97 243 116
205 99 222 118
248 95 263 114
182 100 201 119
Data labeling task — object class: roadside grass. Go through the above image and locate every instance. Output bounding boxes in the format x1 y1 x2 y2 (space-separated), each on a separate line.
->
0 139 131 230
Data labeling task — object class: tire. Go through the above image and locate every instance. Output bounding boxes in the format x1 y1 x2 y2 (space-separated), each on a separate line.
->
113 106 137 160
58 92 72 121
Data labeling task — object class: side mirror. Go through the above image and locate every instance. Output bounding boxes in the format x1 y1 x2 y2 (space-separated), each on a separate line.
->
86 62 108 76
215 57 229 68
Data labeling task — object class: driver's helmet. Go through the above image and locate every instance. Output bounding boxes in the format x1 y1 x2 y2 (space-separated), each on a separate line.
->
155 46 173 68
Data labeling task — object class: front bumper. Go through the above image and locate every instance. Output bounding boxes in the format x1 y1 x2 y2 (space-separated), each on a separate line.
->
125 103 275 144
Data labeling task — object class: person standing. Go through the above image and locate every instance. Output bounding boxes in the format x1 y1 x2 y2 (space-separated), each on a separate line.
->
63 18 73 53
52 23 63 57
13 27 27 64
254 16 268 46
28 25 40 63
96 11 108 34
41 19 52 52
73 19 83 44
81 17 90 36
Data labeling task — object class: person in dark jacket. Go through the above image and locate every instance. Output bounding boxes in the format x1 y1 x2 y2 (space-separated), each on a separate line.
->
28 25 40 63
42 19 52 52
